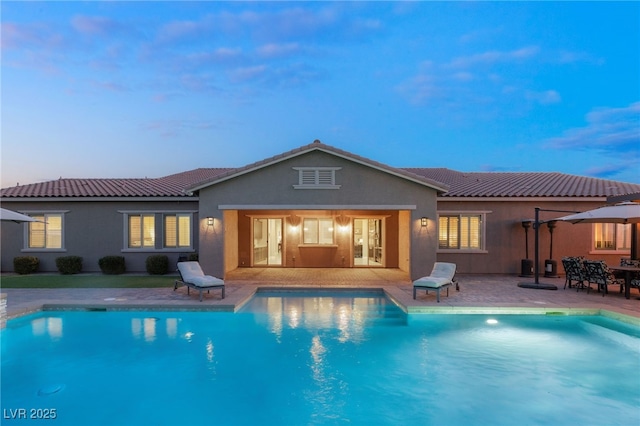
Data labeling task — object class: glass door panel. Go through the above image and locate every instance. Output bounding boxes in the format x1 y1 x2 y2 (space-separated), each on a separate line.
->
353 218 383 267
253 218 282 266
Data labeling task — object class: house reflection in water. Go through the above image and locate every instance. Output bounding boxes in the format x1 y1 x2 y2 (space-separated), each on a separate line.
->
255 294 387 344
130 317 179 342
31 317 63 339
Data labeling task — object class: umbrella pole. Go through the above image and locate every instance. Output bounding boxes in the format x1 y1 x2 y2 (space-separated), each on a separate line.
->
518 207 558 290
632 224 639 260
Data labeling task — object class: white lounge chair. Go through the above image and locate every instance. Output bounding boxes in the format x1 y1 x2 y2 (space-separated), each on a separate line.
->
174 261 225 301
413 262 457 302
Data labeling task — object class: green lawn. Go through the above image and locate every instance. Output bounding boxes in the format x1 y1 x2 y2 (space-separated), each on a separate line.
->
0 274 177 289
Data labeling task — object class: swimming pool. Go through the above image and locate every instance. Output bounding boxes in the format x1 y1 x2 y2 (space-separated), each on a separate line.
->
2 290 639 425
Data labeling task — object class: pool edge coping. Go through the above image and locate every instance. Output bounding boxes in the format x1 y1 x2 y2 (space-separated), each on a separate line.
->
3 286 639 328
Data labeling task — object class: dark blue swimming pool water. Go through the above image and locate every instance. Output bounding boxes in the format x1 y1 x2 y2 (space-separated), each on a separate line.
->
2 290 639 425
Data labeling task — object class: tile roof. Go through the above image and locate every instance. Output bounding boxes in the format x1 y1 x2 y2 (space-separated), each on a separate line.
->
404 168 640 198
2 160 640 200
0 168 232 198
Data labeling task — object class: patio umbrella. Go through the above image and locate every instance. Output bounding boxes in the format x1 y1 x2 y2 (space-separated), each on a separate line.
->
0 208 36 223
556 202 640 224
557 202 640 259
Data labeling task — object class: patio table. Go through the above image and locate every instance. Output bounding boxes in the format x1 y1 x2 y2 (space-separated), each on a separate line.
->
609 265 640 300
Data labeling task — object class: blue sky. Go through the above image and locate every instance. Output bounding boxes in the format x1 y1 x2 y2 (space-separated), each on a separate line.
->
2 1 639 187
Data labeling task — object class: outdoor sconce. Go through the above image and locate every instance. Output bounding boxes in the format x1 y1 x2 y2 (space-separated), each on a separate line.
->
207 217 214 226
421 217 428 227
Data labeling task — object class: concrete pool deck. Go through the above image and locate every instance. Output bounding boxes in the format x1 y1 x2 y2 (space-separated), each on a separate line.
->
2 268 639 324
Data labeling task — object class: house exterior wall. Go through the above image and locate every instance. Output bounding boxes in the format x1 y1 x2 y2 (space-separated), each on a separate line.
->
196 150 439 279
436 199 628 274
0 200 199 273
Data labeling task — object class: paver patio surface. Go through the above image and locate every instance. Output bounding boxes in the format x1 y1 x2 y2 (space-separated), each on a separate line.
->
2 269 639 322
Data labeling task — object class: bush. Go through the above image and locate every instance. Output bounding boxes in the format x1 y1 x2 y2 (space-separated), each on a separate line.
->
56 256 83 275
13 256 39 275
146 255 169 275
98 256 126 275
188 253 198 261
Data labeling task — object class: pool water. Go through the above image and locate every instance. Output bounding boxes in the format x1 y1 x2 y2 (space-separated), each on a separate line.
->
2 291 639 426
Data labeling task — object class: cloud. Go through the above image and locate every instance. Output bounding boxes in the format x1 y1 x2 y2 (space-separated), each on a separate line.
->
155 15 217 45
397 45 548 108
583 163 633 180
230 65 268 83
91 80 130 93
142 119 216 138
544 102 640 153
185 47 244 67
446 46 540 69
229 63 326 89
543 102 640 180
1 21 65 51
154 5 382 48
526 89 561 105
395 72 441 105
556 49 604 65
4 3 382 98
479 164 522 172
459 27 505 44
71 15 126 37
452 71 474 82
178 73 221 94
256 42 302 59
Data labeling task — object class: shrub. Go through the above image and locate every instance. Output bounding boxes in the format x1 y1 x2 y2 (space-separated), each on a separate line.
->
56 256 83 275
146 255 169 275
188 253 198 261
98 256 126 275
13 256 39 275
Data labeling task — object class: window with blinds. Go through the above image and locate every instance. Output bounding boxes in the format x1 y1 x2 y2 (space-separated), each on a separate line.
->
164 214 191 248
438 214 483 250
594 223 630 251
302 218 335 244
293 167 341 189
28 213 63 249
129 214 155 248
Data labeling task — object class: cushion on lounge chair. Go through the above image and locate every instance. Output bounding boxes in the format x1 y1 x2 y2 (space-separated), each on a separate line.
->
413 276 452 288
174 261 225 301
413 262 457 288
413 262 457 302
177 261 224 288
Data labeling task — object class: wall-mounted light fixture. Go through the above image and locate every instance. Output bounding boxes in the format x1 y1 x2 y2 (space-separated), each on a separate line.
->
207 217 214 226
421 217 428 227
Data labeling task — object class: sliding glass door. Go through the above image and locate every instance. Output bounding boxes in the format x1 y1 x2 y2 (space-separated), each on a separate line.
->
253 218 282 266
353 218 383 267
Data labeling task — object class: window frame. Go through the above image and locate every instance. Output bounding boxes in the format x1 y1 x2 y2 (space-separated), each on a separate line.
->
22 211 67 252
301 217 336 245
127 213 156 249
437 212 487 253
592 222 631 253
163 213 193 249
121 211 196 252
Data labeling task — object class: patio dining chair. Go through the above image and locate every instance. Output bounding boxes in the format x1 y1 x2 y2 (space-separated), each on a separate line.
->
582 260 624 296
561 256 587 290
620 258 640 296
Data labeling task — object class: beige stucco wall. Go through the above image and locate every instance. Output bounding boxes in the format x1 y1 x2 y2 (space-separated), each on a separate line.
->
436 198 630 274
